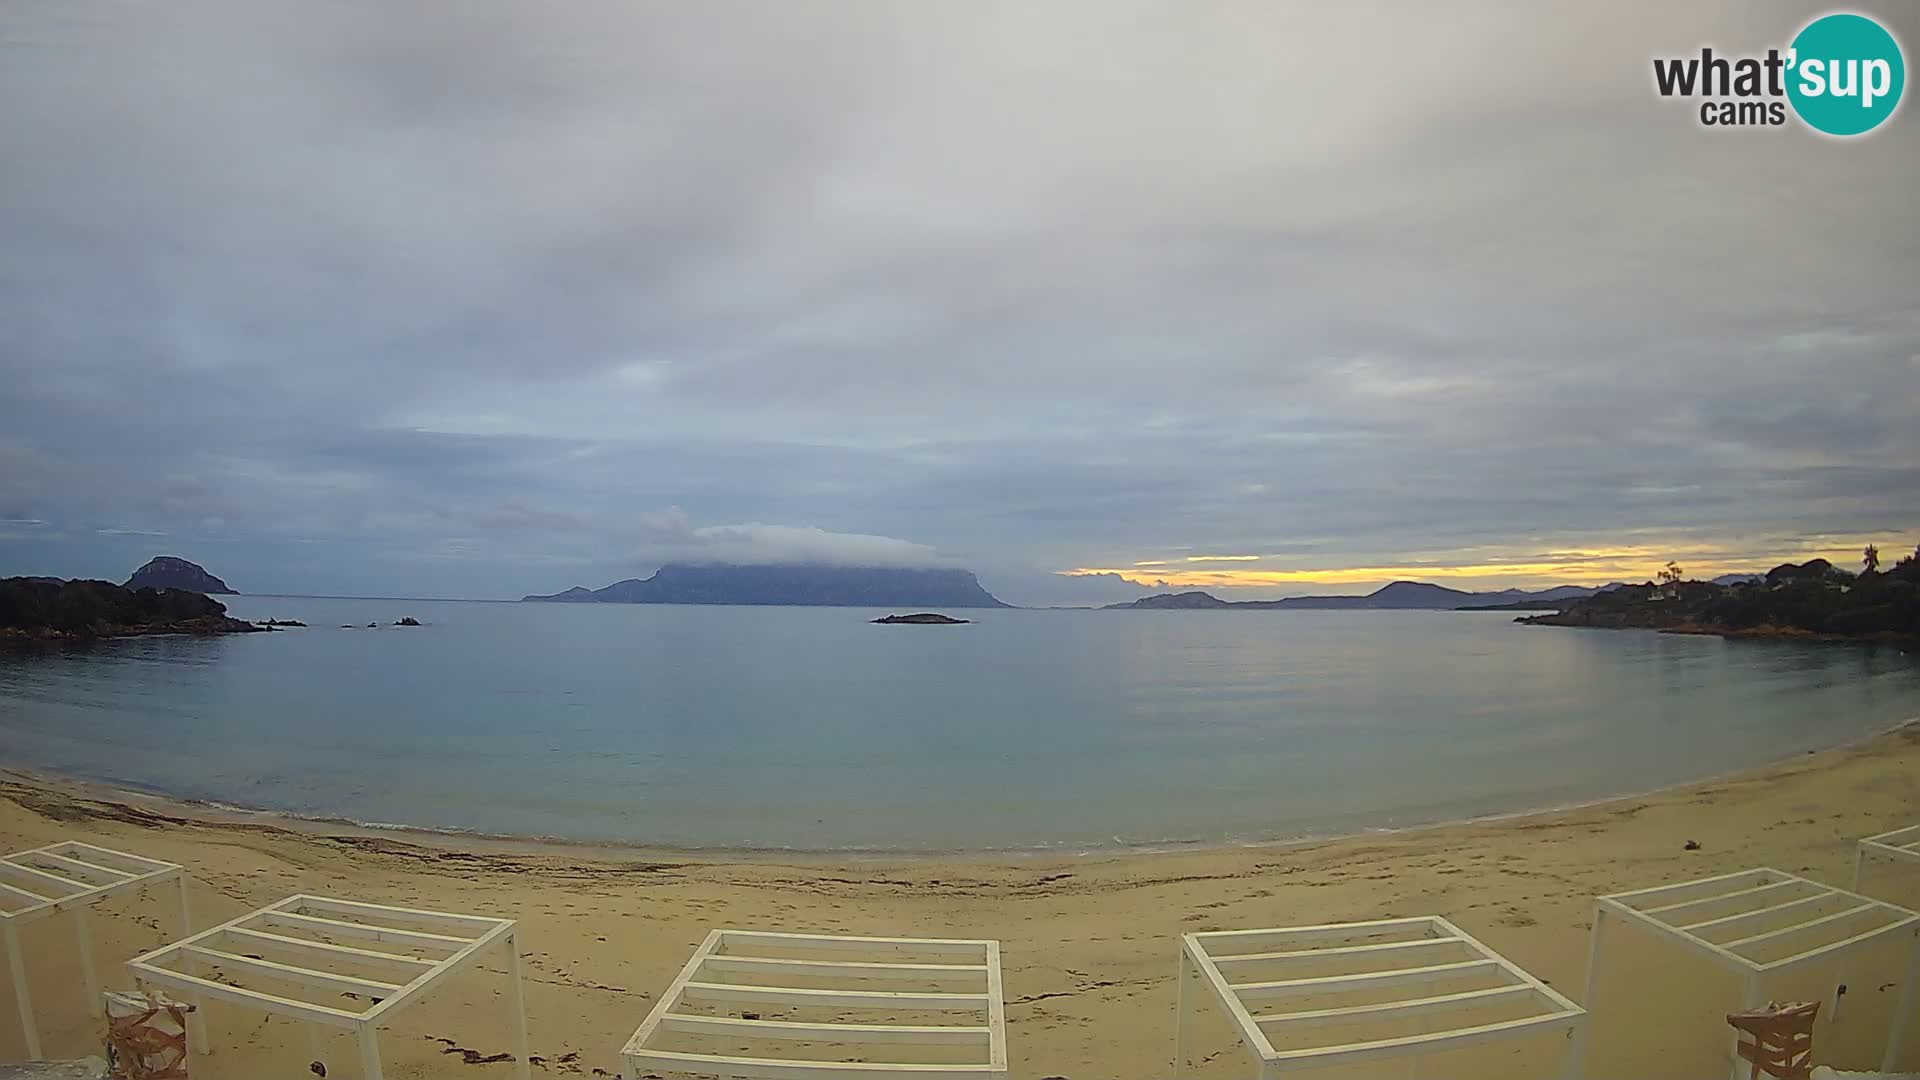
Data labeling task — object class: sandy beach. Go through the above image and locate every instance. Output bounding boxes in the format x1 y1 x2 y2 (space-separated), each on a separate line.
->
1 723 1917 1079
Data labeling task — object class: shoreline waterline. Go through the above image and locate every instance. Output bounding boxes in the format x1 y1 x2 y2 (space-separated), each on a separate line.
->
5 717 1918 1076
6 713 1914 864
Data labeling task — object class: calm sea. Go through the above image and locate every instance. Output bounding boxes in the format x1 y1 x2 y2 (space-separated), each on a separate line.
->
1 598 1916 851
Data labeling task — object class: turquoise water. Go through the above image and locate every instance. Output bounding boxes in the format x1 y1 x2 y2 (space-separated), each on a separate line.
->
1 598 1916 851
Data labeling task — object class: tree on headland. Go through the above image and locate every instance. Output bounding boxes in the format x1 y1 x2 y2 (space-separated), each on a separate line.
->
1528 544 1917 638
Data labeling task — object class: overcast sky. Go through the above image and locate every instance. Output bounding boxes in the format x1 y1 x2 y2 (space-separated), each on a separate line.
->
2 1 1916 604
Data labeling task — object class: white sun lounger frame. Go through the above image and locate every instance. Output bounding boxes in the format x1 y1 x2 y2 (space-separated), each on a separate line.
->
1857 824 1920 892
0 840 187 1060
125 893 529 1080
1585 866 1920 1079
1176 915 1585 1079
622 929 1009 1079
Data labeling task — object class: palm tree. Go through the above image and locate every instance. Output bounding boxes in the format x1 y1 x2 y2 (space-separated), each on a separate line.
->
1864 544 1880 574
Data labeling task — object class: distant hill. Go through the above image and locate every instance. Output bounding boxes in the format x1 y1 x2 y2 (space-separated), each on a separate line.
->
1105 581 1609 611
2 577 260 643
1458 584 1635 612
1118 591 1235 610
1459 598 1579 612
523 563 1011 608
125 556 235 594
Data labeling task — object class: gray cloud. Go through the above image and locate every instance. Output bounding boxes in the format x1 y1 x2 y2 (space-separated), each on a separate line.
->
1 1 1916 603
675 525 946 569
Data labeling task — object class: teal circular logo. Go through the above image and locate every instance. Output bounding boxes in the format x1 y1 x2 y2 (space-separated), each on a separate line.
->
1787 13 1905 136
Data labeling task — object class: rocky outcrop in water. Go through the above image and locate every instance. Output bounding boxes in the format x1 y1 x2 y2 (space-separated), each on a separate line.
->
0 578 260 644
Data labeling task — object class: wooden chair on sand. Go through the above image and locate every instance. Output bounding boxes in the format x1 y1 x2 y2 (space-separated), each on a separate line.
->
1727 1000 1818 1080
1586 868 1920 1077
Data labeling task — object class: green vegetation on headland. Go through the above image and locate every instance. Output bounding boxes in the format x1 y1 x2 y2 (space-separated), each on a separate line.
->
1521 546 1920 641
0 577 260 644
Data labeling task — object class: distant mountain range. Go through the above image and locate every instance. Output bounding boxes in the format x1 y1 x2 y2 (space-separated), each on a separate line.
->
523 563 1011 608
15 554 1776 611
1105 581 1617 611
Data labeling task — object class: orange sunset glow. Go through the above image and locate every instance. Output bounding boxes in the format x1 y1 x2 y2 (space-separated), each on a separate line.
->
1062 537 1900 592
